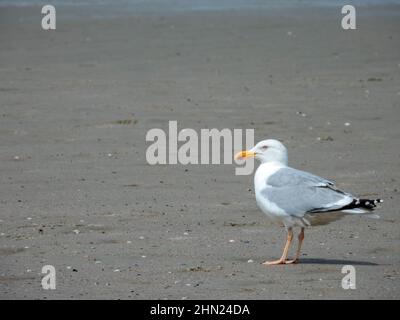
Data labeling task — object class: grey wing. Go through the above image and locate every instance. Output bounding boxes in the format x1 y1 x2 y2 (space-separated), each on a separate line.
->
263 167 354 217
261 185 354 217
266 167 335 188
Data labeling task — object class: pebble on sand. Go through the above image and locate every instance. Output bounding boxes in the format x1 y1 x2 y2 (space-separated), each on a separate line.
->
296 111 307 117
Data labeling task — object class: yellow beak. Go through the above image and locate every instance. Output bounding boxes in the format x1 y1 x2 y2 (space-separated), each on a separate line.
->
234 150 256 160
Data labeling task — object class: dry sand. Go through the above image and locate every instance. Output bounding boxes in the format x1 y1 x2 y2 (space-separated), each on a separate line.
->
0 4 399 299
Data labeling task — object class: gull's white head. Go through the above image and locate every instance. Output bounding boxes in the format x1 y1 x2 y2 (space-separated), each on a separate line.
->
235 139 288 165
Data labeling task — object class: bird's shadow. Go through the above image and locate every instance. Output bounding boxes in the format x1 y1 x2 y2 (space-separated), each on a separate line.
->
298 258 379 266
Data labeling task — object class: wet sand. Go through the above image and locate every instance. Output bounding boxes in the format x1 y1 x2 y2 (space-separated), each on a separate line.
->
0 4 399 299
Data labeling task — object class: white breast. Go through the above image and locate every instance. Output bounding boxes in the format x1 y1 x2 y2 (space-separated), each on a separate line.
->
254 162 288 221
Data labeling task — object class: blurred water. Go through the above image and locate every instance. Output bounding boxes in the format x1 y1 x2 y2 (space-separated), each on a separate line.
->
1 0 400 11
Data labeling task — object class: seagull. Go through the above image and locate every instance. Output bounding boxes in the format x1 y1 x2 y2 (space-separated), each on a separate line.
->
235 139 383 265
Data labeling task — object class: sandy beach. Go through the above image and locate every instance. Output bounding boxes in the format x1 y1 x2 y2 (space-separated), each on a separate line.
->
0 3 399 299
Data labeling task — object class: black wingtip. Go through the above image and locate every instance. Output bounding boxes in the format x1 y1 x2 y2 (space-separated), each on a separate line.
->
356 198 383 210
338 198 383 212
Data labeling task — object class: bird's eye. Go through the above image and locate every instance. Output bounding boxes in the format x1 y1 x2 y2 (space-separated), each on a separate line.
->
261 145 268 150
